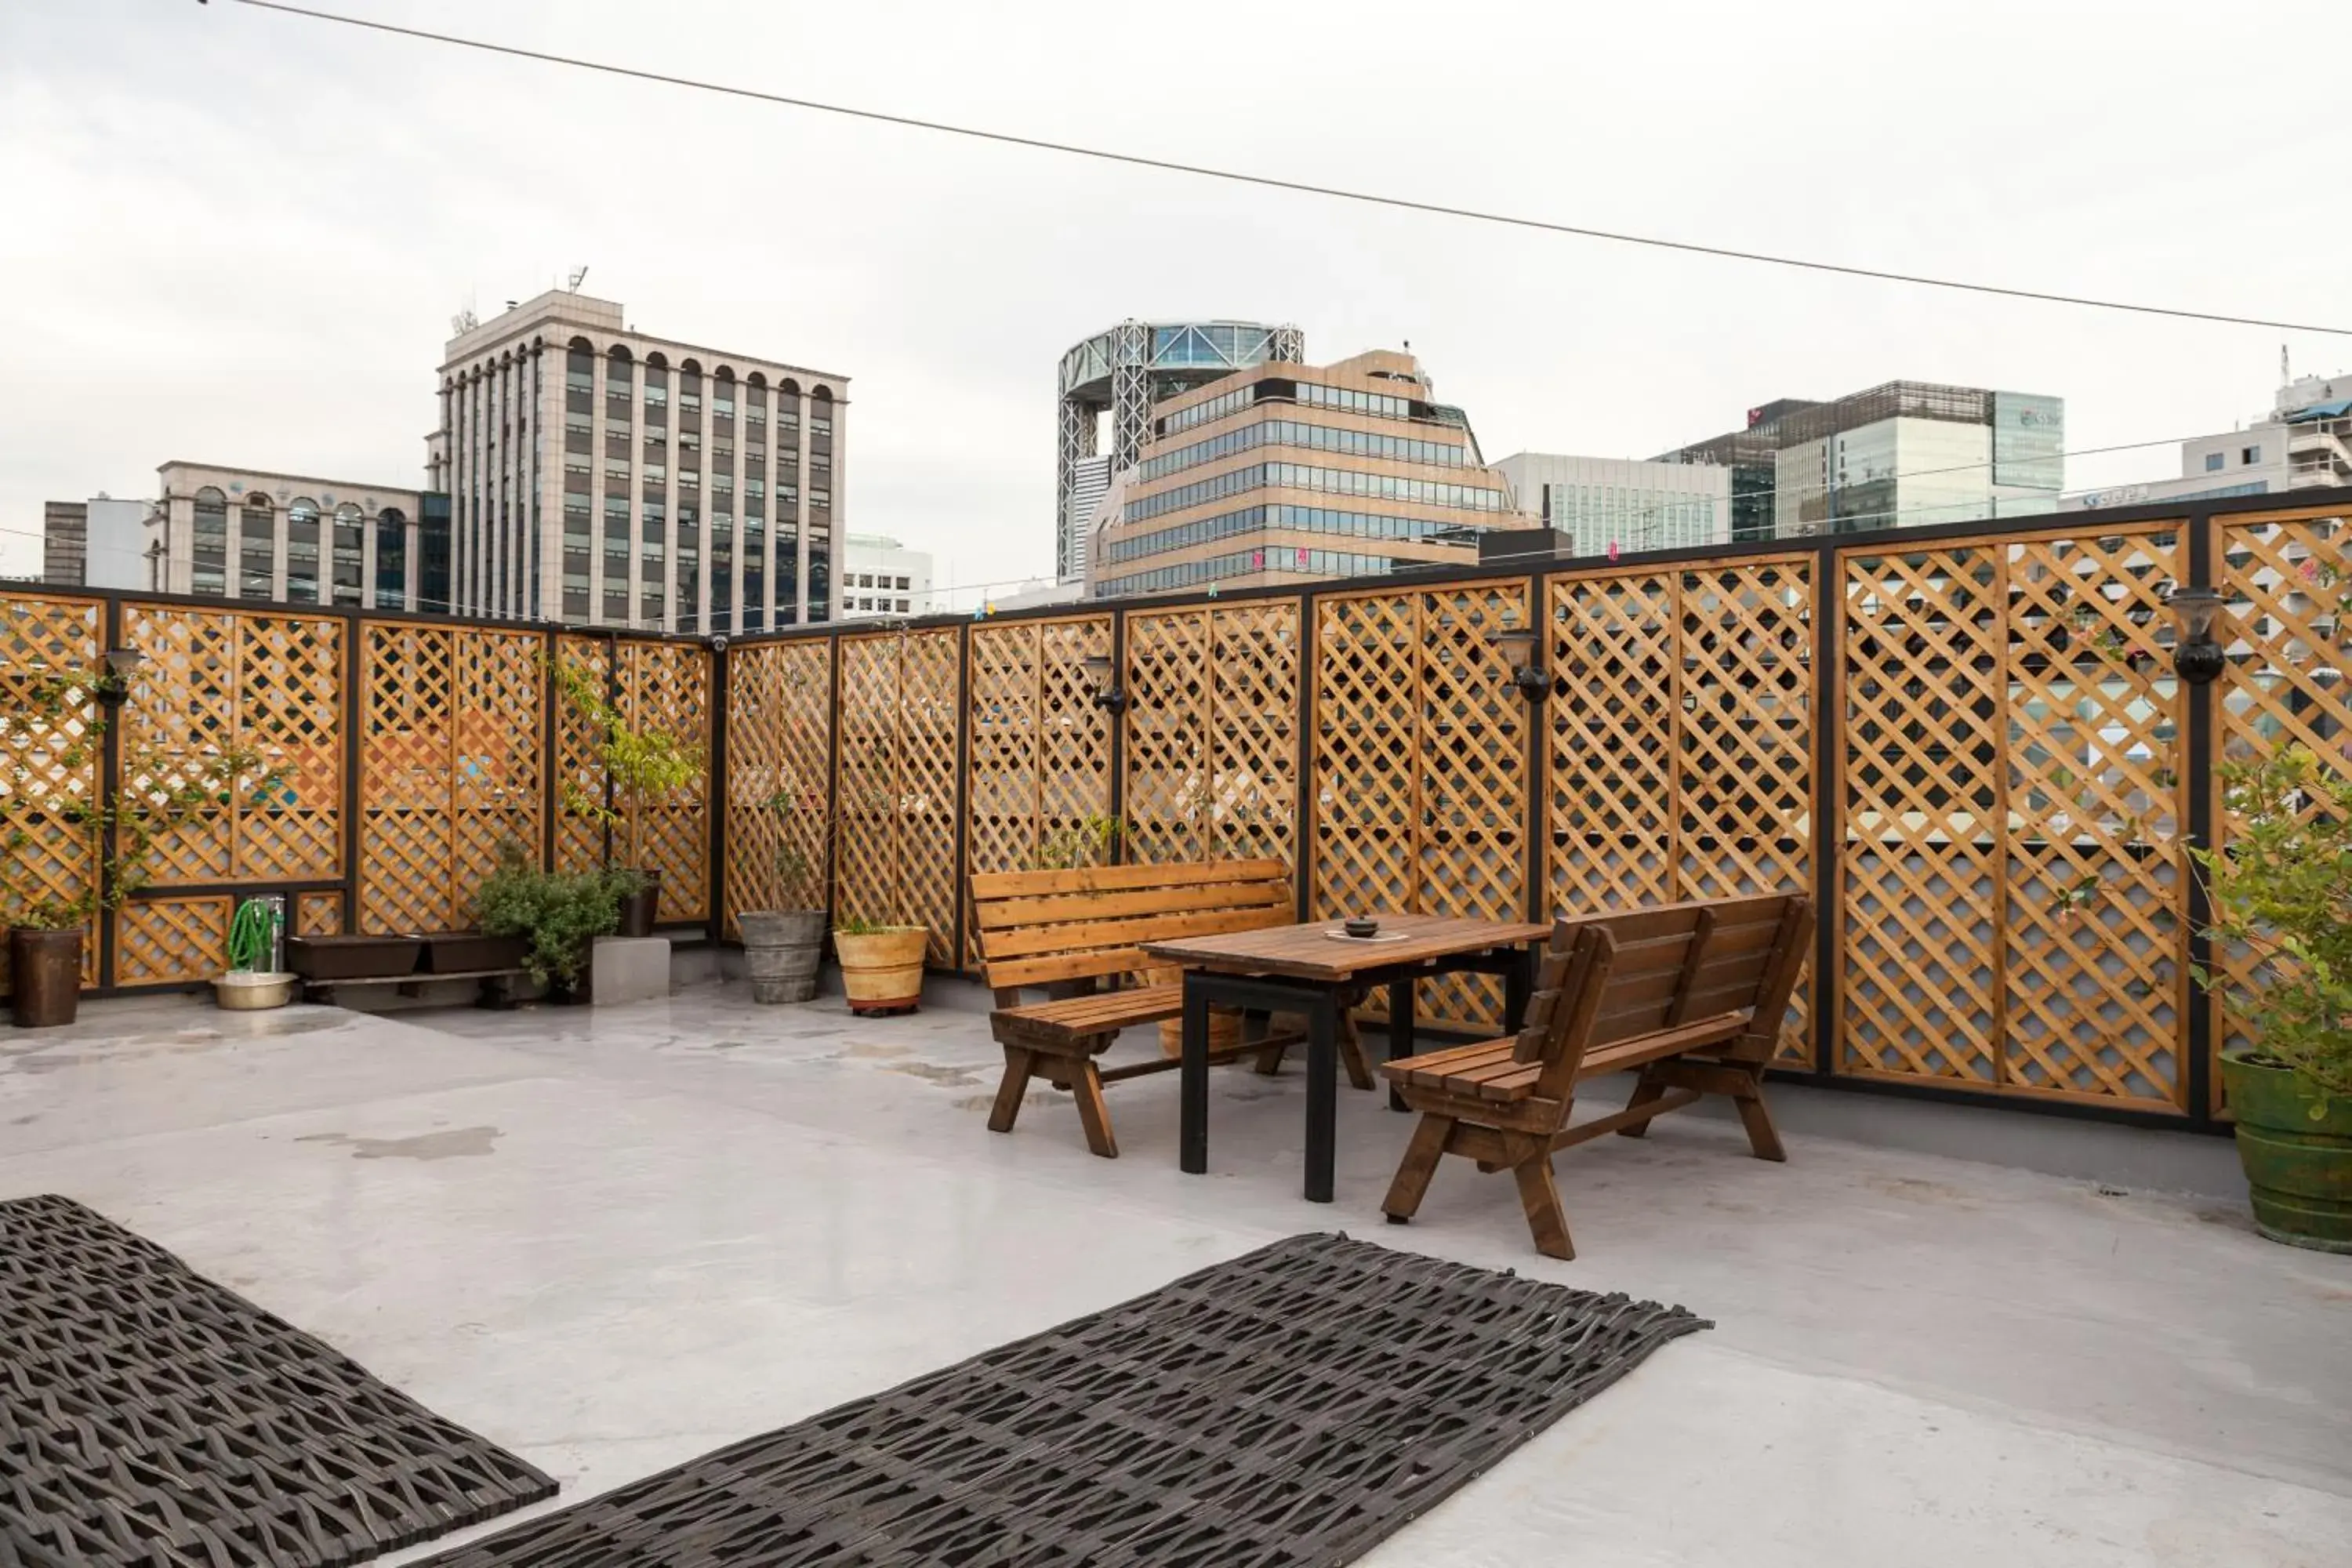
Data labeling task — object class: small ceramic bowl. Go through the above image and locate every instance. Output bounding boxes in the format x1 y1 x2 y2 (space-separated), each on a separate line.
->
1342 916 1380 939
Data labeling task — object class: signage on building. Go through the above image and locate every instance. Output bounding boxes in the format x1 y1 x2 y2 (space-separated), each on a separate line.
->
1992 392 2064 490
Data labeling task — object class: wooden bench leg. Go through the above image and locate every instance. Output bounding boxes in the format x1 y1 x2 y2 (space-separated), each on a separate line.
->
1733 1069 1787 1163
1067 1059 1118 1159
987 1046 1036 1134
1512 1151 1576 1261
1381 1113 1454 1224
1615 1071 1668 1138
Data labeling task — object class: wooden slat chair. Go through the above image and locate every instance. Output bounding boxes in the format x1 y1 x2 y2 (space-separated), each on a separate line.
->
973 859 1303 1158
1380 893 1816 1260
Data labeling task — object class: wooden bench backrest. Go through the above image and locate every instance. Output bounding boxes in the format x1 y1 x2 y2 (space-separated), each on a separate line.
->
1512 894 1816 1102
970 859 1293 993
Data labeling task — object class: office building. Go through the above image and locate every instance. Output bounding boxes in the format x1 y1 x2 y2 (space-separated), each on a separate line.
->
1492 454 1730 558
840 534 934 618
147 463 432 609
2066 370 2352 511
1660 382 2063 538
434 289 848 633
1056 320 1303 583
41 496 147 590
1063 455 1112 581
1088 348 1515 599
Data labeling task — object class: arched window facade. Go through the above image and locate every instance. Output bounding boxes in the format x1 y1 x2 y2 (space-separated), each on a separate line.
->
191 486 228 596
332 503 365 605
376 507 407 610
239 492 275 598
285 497 321 604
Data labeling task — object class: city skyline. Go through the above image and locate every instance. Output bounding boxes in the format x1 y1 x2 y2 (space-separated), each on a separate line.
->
5 0 2349 601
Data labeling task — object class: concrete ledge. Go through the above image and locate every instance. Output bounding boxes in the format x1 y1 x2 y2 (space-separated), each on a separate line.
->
591 937 671 1007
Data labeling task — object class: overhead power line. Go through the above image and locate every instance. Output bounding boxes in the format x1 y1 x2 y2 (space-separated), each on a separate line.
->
223 0 2352 338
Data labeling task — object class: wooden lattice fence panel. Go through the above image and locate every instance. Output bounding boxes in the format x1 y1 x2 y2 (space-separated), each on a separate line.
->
358 622 545 935
0 593 101 995
552 636 609 877
899 629 964 964
1123 604 1301 883
114 896 231 986
295 889 343 937
834 633 904 927
552 637 712 923
2216 507 2352 1103
1123 609 1210 866
721 638 833 939
1838 532 2190 1105
1838 547 2004 1084
1545 559 1816 1062
1999 530 2185 1107
964 616 1112 966
111 605 342 986
1313 583 1527 1033
621 641 712 924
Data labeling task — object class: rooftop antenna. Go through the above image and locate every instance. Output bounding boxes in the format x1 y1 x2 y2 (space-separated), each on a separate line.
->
2281 343 2291 387
568 265 590 292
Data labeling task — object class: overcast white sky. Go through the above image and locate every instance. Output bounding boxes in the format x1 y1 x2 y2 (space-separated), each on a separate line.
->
5 0 2347 596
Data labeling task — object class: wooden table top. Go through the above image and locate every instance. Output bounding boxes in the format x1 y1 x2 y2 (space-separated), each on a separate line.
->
1140 914 1552 982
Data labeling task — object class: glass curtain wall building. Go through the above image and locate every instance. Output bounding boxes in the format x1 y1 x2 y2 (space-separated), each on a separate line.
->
1088 349 1514 600
1055 320 1304 583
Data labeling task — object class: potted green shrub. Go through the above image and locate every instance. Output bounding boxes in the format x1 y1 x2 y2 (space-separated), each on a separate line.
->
551 653 702 938
475 845 631 1002
737 831 827 1004
2194 746 2352 1252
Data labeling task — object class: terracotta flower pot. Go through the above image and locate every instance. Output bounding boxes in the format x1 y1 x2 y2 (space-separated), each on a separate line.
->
8 927 83 1029
834 927 927 1016
2221 1049 2352 1254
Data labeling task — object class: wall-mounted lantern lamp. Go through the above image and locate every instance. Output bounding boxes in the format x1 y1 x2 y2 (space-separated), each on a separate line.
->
2165 586 2225 686
1489 626 1552 702
1080 652 1129 716
93 648 145 710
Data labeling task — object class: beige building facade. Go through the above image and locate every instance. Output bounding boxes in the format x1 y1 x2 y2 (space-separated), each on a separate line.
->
434 290 848 633
148 463 427 610
1087 350 1513 600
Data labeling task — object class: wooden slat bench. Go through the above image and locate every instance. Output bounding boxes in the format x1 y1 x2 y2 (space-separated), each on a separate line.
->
973 859 1303 1158
1380 893 1816 1259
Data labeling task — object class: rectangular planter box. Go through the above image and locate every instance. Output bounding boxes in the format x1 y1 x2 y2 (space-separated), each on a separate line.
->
286 935 422 982
416 931 528 974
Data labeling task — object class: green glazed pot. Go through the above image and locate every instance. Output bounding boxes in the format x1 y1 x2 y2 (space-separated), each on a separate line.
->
2220 1049 2352 1254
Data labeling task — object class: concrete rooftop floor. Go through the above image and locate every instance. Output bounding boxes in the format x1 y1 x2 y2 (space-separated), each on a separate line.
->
3 975 2348 1567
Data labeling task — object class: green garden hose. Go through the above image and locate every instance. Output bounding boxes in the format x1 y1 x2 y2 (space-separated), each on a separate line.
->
227 898 279 974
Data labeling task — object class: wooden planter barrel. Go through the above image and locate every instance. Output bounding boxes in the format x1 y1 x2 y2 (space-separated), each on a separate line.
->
835 927 927 1017
739 910 826 1004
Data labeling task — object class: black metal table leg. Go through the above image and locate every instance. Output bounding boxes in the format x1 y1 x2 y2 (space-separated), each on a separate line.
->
1179 976 1210 1175
1386 973 1416 1112
1305 990 1338 1203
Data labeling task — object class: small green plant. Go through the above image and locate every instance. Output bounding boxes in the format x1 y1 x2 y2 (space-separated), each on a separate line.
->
771 837 823 911
1033 813 1123 871
475 844 629 989
550 653 702 867
2193 746 2352 1113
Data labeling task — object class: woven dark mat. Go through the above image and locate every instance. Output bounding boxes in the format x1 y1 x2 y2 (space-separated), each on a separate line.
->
0 1194 556 1568
417 1232 1707 1568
